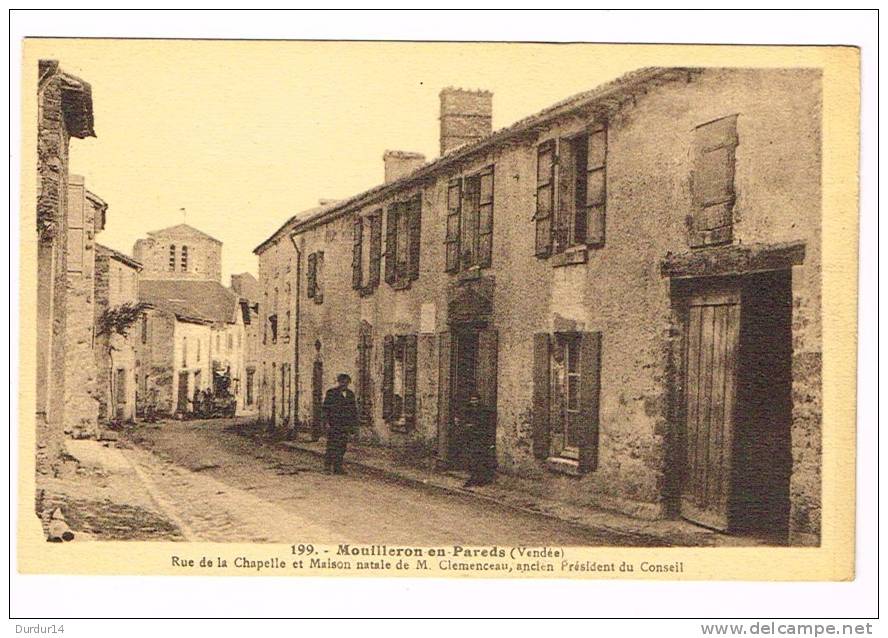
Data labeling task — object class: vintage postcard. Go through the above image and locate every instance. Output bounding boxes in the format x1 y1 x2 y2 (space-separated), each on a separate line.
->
16 38 859 582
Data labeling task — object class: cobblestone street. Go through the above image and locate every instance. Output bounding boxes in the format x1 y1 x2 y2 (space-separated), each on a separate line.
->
117 418 662 546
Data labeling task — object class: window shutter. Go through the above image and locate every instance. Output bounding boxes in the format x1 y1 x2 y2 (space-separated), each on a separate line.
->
478 167 494 268
369 212 382 288
532 333 551 459
577 331 602 472
384 204 398 284
476 328 498 411
585 127 607 247
445 179 462 272
403 334 418 427
352 216 363 290
306 252 317 298
382 334 394 420
461 176 480 269
535 141 555 258
437 332 452 460
407 195 422 281
690 115 738 247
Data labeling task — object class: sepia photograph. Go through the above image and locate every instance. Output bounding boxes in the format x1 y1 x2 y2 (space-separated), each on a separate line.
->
11 9 871 626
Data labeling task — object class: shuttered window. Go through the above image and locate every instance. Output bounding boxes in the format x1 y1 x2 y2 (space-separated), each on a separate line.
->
382 334 418 429
306 251 324 303
445 179 461 272
690 115 738 247
407 195 422 281
385 194 422 287
532 331 602 472
535 141 556 257
306 252 317 298
446 166 494 272
584 127 607 246
368 212 382 288
352 216 363 290
357 327 373 425
384 203 398 285
478 167 494 267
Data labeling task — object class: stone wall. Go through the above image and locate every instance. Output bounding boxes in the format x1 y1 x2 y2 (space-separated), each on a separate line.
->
62 177 101 437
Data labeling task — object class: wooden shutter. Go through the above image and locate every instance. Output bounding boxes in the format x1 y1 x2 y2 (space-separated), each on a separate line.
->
690 115 738 247
478 167 494 268
384 204 398 284
407 195 422 281
352 216 363 290
532 333 552 459
437 332 452 460
368 212 382 288
445 179 462 272
585 127 607 247
306 252 317 298
403 334 418 427
382 335 394 419
577 331 602 472
476 328 498 412
535 141 555 258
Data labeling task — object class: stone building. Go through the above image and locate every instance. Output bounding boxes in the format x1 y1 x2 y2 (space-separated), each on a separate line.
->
133 223 222 282
62 176 107 438
230 273 261 413
94 244 143 422
36 60 95 474
138 279 248 416
253 201 338 430
255 68 822 545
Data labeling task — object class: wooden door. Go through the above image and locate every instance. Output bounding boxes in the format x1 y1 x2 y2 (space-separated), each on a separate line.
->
681 289 740 531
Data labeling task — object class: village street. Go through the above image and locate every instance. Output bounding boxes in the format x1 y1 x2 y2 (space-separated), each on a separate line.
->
116 418 664 546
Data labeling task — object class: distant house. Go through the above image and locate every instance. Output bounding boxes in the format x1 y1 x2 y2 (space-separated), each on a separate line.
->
94 244 143 423
138 279 249 416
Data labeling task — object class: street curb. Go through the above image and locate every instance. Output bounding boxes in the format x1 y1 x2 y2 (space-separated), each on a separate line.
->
276 440 671 546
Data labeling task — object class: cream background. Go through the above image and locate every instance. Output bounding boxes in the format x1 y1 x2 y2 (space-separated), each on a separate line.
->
18 39 859 581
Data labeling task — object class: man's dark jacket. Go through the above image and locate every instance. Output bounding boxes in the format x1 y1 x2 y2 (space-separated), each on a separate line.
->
323 387 358 431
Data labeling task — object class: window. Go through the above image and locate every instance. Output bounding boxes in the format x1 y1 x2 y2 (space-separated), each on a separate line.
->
357 327 373 425
531 331 602 472
689 115 738 247
535 126 607 258
268 314 278 343
169 245 176 271
180 245 189 272
181 337 187 368
284 310 291 342
306 251 324 303
384 194 422 287
382 334 417 429
351 212 384 294
446 167 495 272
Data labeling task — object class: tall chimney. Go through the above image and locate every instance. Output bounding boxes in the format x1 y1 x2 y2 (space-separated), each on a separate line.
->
383 150 426 183
439 87 493 155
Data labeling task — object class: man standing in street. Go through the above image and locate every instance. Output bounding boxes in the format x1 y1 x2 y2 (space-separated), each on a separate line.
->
322 373 358 475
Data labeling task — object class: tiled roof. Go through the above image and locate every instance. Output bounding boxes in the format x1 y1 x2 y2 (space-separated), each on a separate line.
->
253 202 339 255
283 66 699 236
146 223 222 244
139 279 240 325
96 244 142 270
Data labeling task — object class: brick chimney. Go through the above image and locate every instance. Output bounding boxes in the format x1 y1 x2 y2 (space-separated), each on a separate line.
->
383 150 426 183
439 87 493 155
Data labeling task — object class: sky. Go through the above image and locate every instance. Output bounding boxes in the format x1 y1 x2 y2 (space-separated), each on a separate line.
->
25 39 666 281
